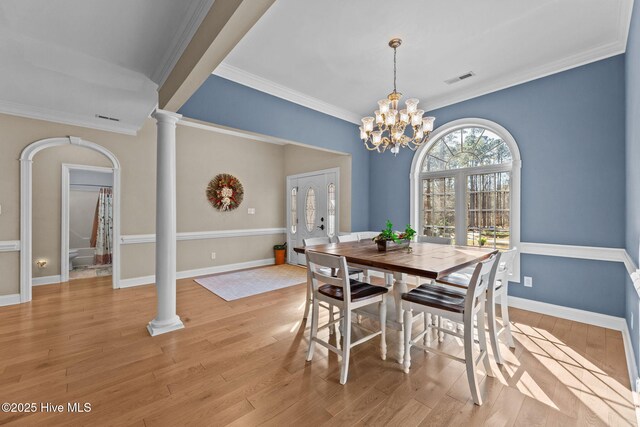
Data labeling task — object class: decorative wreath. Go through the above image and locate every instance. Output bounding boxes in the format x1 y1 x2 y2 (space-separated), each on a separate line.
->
207 173 244 211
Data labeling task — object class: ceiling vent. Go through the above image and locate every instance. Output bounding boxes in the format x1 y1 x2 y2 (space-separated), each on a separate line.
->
95 114 120 122
444 71 475 85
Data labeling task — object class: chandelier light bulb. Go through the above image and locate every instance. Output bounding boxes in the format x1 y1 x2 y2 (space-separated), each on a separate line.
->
359 126 367 140
399 109 409 123
375 110 383 124
372 130 382 144
378 99 391 114
406 98 419 114
362 116 374 132
411 109 424 126
422 117 435 132
416 127 424 139
386 110 397 126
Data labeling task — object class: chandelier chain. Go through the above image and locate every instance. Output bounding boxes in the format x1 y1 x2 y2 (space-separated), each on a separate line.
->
393 47 397 93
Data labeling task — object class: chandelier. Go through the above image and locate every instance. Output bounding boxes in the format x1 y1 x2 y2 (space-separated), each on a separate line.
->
360 38 435 155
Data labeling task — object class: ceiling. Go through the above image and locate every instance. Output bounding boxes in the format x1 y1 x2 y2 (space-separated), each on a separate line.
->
216 0 634 124
0 0 214 134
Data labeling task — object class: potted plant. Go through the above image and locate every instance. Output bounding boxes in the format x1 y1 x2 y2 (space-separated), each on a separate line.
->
373 220 416 252
478 236 487 247
273 242 287 265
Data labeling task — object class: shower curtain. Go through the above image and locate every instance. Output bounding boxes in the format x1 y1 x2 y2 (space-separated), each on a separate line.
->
90 187 113 265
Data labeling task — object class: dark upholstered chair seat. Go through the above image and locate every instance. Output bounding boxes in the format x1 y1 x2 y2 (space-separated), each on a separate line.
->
318 279 388 302
401 284 466 313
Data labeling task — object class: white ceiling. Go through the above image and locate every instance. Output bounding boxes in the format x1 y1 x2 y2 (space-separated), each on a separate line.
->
0 0 213 134
216 0 634 124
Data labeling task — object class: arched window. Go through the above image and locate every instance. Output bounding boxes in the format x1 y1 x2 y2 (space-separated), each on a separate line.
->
410 119 521 276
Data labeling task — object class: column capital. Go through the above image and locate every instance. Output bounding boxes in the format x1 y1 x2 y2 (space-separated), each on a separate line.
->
152 108 182 124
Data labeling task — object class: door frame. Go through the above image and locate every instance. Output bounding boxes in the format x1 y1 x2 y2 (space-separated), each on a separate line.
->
285 167 340 264
20 136 121 303
61 163 115 283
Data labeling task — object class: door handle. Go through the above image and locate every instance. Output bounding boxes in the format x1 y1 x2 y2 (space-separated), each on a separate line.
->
318 224 325 231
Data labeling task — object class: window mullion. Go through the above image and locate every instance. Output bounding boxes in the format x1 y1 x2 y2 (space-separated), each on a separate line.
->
455 171 466 246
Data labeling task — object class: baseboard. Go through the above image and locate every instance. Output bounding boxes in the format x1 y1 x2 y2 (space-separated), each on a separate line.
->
0 293 21 307
32 275 62 286
118 258 276 288
508 296 626 330
621 322 639 392
119 275 156 288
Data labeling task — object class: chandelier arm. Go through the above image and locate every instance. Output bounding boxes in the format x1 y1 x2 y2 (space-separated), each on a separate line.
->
363 139 380 151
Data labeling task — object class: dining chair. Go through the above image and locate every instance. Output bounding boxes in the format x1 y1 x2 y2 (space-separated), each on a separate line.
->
357 231 380 241
435 248 517 364
401 254 497 405
336 234 358 243
418 235 452 244
302 237 363 331
306 250 388 384
415 235 452 335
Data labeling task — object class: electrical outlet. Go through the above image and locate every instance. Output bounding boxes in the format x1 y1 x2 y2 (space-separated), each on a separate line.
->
210 252 216 260
524 276 533 287
247 208 256 215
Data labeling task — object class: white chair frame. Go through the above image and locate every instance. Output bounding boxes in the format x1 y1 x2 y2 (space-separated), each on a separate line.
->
402 255 497 405
306 251 387 384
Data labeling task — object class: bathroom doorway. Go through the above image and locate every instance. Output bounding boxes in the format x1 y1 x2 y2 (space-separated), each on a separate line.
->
62 164 114 281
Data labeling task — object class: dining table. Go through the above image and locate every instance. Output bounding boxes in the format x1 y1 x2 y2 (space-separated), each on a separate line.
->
294 240 498 362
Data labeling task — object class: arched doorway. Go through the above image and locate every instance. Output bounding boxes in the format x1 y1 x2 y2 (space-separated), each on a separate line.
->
19 136 121 302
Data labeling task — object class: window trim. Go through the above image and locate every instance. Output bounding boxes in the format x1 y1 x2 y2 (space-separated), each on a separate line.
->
410 118 522 282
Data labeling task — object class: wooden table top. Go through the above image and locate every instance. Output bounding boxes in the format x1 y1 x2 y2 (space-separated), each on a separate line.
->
294 241 497 279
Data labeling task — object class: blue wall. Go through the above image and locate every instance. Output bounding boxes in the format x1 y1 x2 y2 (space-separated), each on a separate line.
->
178 75 369 231
625 0 640 374
369 55 627 317
370 56 626 248
178 49 630 319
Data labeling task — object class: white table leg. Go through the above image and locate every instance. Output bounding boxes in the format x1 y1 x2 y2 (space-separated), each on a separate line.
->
393 271 407 364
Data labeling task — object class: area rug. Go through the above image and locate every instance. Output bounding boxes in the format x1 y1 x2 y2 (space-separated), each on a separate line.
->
194 264 307 301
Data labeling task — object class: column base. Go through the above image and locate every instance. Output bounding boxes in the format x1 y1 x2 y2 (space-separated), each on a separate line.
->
147 315 184 336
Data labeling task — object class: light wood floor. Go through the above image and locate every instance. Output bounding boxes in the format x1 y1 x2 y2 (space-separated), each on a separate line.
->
0 273 636 426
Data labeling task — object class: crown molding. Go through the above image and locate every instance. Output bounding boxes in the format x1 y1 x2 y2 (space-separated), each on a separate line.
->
213 63 362 125
424 40 628 112
213 1 633 121
152 0 215 86
0 99 139 135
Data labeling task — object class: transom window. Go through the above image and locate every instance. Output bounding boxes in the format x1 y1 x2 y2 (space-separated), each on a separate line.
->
414 122 519 252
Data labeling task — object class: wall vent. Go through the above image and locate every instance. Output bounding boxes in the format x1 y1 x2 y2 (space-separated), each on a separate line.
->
444 71 475 85
95 114 120 122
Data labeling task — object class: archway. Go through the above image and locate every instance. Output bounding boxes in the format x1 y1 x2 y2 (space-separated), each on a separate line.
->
19 136 121 302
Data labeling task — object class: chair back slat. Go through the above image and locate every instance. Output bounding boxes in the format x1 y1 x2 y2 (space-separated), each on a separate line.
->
357 231 379 241
303 237 331 246
494 248 517 286
336 234 359 243
418 236 451 245
464 253 497 317
306 250 350 300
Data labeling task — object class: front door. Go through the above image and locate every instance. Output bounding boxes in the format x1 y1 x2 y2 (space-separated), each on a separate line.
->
286 169 338 265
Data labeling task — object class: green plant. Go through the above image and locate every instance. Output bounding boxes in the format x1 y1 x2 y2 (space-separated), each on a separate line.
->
373 220 416 243
273 242 287 250
478 236 487 247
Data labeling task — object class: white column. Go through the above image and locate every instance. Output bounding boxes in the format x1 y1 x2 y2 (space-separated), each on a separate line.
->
147 109 184 336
